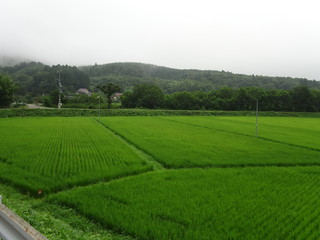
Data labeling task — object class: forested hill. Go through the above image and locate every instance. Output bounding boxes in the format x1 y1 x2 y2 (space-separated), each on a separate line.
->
2 61 320 98
0 62 90 96
80 62 320 93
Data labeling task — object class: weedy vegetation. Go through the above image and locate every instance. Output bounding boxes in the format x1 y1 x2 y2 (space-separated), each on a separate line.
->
0 183 133 240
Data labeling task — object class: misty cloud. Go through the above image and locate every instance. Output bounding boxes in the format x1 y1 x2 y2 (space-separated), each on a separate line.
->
1 0 320 80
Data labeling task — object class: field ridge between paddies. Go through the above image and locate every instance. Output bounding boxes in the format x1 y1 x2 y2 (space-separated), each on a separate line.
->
95 118 164 171
0 117 151 195
100 116 320 168
50 167 320 240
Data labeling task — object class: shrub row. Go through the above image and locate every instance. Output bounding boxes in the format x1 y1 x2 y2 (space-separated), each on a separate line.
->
1 108 320 118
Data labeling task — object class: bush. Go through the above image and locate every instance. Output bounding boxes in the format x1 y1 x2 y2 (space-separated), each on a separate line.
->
1 108 320 118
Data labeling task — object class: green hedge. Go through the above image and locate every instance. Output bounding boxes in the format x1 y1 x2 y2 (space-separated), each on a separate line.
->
1 108 320 118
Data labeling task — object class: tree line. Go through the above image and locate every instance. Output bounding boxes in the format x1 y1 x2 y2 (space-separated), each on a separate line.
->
80 62 320 93
0 62 89 103
2 61 320 111
121 84 320 112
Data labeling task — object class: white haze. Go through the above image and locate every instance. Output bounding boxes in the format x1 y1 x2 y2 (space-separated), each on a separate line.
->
1 0 320 80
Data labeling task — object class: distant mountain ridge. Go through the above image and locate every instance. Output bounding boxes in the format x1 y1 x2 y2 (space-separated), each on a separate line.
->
1 60 320 96
80 62 320 93
0 55 32 67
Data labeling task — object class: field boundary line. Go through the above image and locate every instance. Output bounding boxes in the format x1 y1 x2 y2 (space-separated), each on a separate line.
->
158 117 320 153
0 167 151 197
187 162 320 169
94 118 165 170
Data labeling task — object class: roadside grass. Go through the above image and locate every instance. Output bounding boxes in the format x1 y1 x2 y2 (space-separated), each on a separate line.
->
0 183 134 240
49 167 320 240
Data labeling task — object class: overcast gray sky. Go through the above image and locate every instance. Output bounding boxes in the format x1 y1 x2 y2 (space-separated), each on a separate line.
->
1 0 320 80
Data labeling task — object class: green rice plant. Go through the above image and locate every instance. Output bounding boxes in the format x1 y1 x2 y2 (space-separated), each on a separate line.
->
160 116 320 151
50 167 320 240
0 117 151 195
100 117 320 168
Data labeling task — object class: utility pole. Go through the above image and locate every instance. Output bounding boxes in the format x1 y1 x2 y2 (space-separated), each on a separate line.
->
256 99 259 137
57 70 62 109
12 84 14 106
99 96 101 120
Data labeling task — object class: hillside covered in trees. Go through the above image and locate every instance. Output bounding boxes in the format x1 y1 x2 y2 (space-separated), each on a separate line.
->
0 62 89 102
80 62 320 93
1 61 320 98
121 84 320 112
1 61 320 111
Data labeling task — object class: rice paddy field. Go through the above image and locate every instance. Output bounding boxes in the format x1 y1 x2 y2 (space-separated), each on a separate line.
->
50 167 320 240
99 116 320 167
1 115 320 239
0 117 151 194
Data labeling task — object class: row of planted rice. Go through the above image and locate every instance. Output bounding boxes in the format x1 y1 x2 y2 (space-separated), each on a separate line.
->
1 116 320 240
160 116 320 150
50 167 320 240
0 117 151 195
99 116 320 168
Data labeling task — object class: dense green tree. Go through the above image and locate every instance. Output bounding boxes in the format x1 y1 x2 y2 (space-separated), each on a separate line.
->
291 86 314 112
98 83 121 109
121 85 320 112
121 91 135 108
0 74 14 107
13 73 32 95
43 90 67 107
166 92 200 110
135 85 164 109
311 90 320 111
122 84 164 109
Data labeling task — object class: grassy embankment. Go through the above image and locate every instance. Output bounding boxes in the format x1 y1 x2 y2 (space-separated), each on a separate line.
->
0 183 133 240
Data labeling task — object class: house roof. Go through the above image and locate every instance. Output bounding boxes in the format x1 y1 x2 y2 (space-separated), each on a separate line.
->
76 88 91 94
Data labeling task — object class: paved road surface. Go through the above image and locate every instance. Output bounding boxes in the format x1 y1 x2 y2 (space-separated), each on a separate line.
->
0 213 26 240
0 202 48 240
